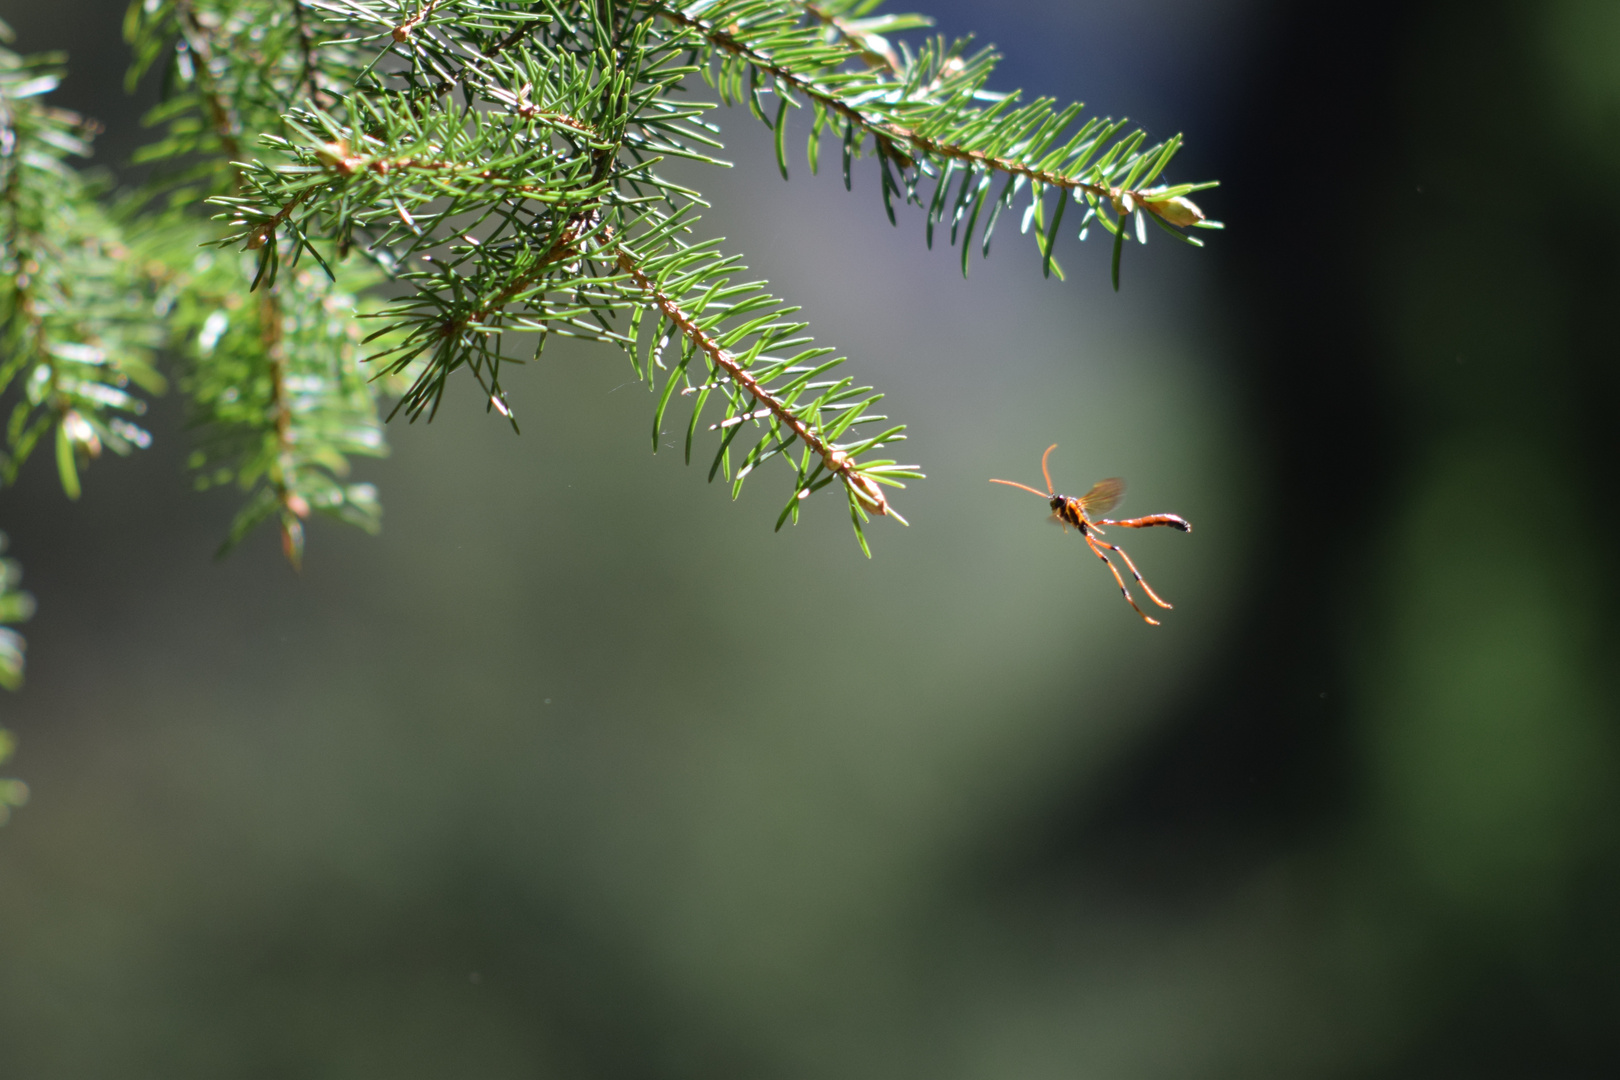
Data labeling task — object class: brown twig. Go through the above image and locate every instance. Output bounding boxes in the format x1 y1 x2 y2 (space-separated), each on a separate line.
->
245 186 319 249
391 0 450 43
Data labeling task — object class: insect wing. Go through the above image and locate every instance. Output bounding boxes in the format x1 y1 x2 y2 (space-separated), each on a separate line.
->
1079 477 1125 518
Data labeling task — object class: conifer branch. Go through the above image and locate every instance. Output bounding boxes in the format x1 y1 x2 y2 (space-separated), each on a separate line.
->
0 47 167 491
165 4 319 560
648 0 1219 280
662 2 1125 197
0 34 166 690
3 0 1222 687
613 237 901 522
169 0 247 164
126 0 395 563
217 73 914 546
196 0 1215 553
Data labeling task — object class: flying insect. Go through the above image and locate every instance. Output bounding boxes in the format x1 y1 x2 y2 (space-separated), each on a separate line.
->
990 444 1191 625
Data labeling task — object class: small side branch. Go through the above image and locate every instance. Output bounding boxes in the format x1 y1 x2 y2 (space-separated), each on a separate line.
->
653 3 1191 214
256 287 309 565
174 0 307 560
613 242 896 519
172 0 246 166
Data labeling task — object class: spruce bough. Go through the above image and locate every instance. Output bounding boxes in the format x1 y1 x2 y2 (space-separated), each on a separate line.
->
0 0 1221 704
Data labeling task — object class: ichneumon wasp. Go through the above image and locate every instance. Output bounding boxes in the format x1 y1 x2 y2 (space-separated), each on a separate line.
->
990 444 1191 626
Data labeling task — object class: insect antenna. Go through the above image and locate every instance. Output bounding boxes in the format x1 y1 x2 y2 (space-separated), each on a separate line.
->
988 478 1052 499
1040 443 1059 496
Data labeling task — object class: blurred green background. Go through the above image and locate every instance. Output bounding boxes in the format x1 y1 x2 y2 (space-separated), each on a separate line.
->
3 0 1619 1076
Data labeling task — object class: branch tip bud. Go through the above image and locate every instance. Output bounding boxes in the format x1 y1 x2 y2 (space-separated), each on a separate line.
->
1143 194 1205 228
850 474 889 516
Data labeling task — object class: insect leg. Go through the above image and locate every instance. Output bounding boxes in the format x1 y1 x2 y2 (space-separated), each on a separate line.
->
1090 536 1174 609
1085 534 1161 625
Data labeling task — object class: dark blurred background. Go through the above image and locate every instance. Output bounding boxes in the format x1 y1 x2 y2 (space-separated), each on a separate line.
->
2 0 1619 1076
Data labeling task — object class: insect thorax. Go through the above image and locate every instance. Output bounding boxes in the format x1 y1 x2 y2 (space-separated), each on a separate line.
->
1051 496 1087 529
